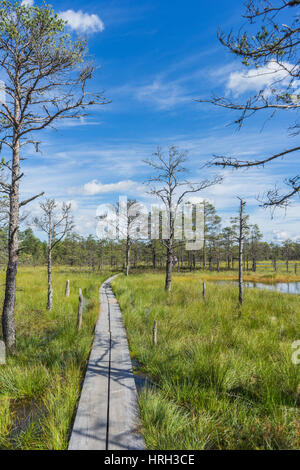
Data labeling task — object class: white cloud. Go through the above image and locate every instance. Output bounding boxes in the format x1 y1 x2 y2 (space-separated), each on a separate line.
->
226 62 298 97
21 0 34 5
59 10 104 33
82 179 144 195
271 230 300 242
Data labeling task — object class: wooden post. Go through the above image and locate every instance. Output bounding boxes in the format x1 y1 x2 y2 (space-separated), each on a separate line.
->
203 282 206 299
153 320 157 346
77 289 83 331
65 280 70 297
0 340 5 365
295 263 297 275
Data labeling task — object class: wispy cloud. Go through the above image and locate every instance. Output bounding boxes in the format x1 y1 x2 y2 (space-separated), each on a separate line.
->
108 50 219 111
135 79 189 110
54 117 103 129
81 179 144 195
109 74 200 111
59 9 104 33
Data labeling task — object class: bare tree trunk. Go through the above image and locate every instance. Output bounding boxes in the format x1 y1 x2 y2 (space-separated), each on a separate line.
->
239 250 243 305
47 247 53 310
2 136 20 352
65 280 70 297
165 244 172 291
209 248 213 271
152 250 157 269
125 238 130 276
188 252 192 271
203 207 207 269
47 208 53 311
203 239 207 269
238 200 245 305
152 320 157 346
203 282 206 299
227 254 230 270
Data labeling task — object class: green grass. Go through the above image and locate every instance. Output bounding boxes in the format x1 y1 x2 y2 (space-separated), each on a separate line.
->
112 272 300 450
0 266 112 450
129 260 300 283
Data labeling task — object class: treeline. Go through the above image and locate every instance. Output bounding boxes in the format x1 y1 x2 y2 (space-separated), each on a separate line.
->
0 201 299 272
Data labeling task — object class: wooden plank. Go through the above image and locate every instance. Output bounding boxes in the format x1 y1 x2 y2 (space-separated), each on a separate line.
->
68 275 145 451
68 333 110 450
68 278 113 450
107 284 145 450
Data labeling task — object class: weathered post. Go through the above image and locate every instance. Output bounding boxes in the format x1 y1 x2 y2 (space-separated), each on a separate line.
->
77 289 83 331
153 320 157 346
295 263 297 275
0 341 5 365
65 280 70 297
203 282 206 299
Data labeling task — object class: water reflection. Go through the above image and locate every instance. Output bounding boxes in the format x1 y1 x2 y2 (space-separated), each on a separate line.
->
215 281 300 295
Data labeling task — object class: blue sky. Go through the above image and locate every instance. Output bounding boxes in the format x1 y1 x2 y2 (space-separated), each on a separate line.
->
19 0 300 242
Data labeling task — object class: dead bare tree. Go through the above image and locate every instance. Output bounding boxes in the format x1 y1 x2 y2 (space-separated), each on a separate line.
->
231 199 250 305
97 198 145 276
0 2 108 351
197 0 300 208
34 199 74 310
117 199 141 277
144 146 222 291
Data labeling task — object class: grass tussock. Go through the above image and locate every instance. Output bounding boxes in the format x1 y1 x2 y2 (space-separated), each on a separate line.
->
112 272 300 450
0 266 112 450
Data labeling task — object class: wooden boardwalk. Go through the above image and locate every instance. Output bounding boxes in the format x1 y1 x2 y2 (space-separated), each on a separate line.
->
68 275 145 450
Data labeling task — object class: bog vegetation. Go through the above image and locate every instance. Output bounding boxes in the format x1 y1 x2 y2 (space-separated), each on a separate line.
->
0 267 112 450
113 273 300 450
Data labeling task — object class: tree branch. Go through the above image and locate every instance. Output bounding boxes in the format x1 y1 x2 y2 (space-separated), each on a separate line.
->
19 191 44 208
